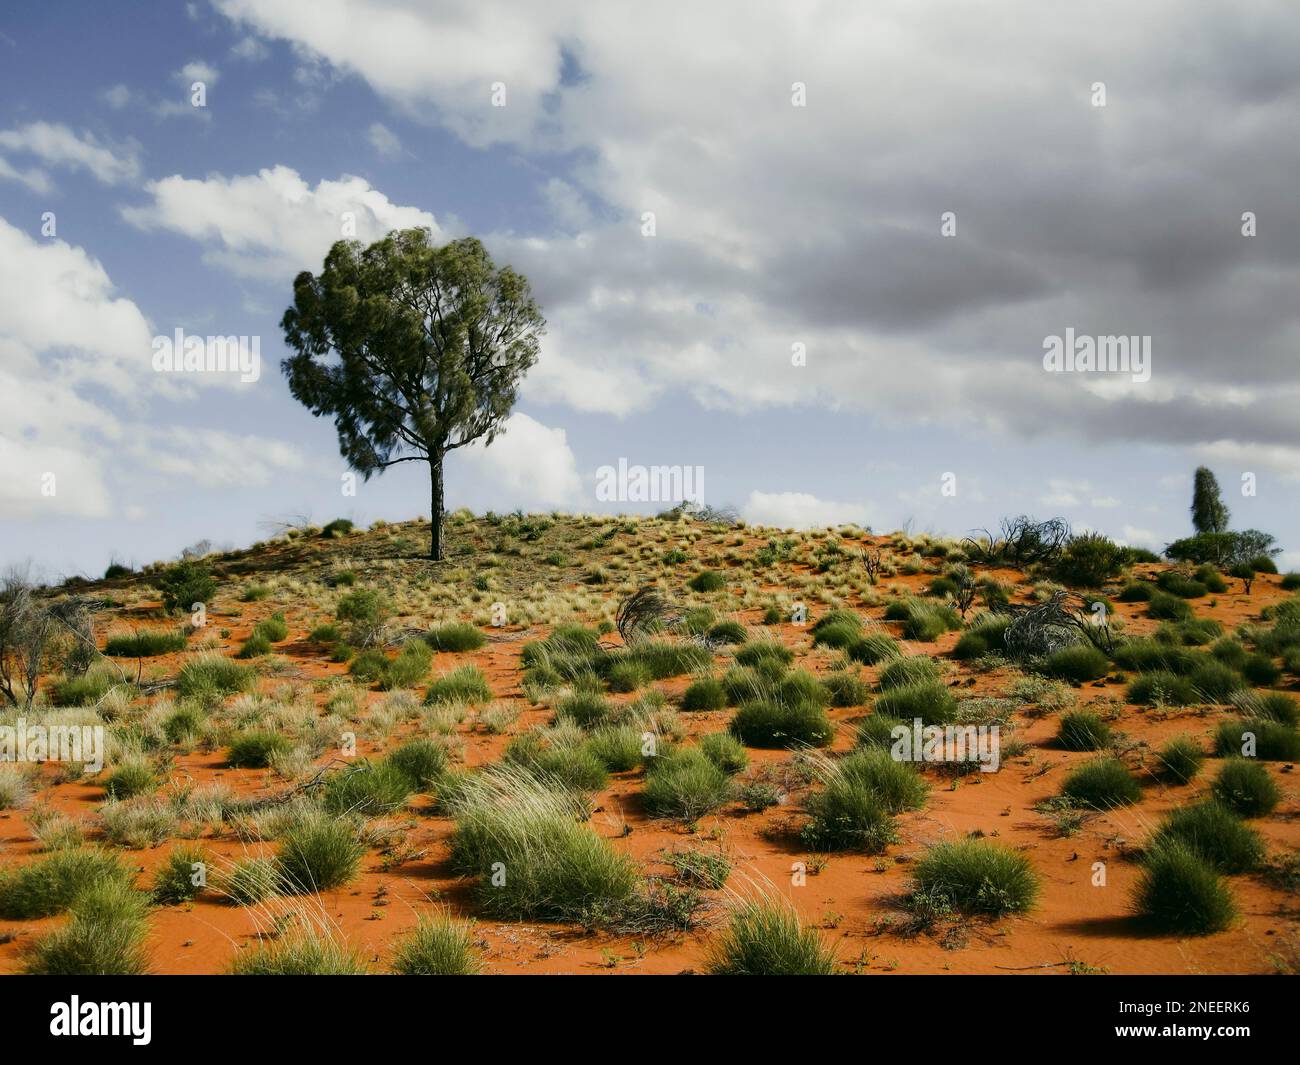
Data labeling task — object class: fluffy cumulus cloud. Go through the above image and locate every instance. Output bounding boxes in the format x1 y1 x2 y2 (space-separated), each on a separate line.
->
0 121 140 187
0 216 302 520
742 491 872 530
211 0 1300 460
460 413 584 509
122 165 440 280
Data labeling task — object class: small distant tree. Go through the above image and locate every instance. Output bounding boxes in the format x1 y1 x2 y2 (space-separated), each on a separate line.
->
1191 467 1230 534
281 230 545 561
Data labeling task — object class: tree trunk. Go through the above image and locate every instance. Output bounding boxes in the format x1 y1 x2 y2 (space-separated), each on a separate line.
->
429 456 445 561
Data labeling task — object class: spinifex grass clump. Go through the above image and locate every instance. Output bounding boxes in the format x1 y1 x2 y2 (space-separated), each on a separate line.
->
152 844 209 905
682 675 727 711
1148 590 1193 621
104 629 188 657
708 619 747 644
226 729 291 768
877 656 941 691
705 898 838 975
734 638 794 671
911 839 1040 917
102 757 156 799
855 712 908 751
1042 643 1109 683
822 670 869 707
586 725 645 771
1151 802 1263 874
554 691 613 728
883 598 962 641
277 814 365 894
642 746 734 822
24 878 151 975
1156 736 1204 784
1061 757 1141 808
1126 671 1196 707
449 768 639 923
835 748 929 813
952 615 1011 659
688 570 726 593
177 654 254 699
220 857 280 905
699 731 748 774
1210 759 1281 817
614 639 712 680
520 624 603 689
1131 842 1236 935
730 699 834 748
847 630 902 665
230 932 367 975
424 665 492 705
322 759 413 816
1214 718 1300 760
1112 639 1201 674
0 848 134 920
801 769 898 853
504 731 609 793
391 914 483 975
377 640 433 690
1056 709 1111 752
386 737 449 790
811 609 863 649
425 621 486 652
873 680 957 726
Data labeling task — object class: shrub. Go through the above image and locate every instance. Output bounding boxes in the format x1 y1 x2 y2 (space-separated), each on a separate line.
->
586 726 644 771
378 640 433 690
335 588 390 646
321 518 354 537
387 738 449 790
601 659 648 693
1156 736 1203 784
235 631 272 659
1113 639 1201 674
1052 533 1126 589
104 562 131 579
1131 842 1236 935
951 615 1011 660
1152 803 1263 874
450 770 638 922
776 669 830 709
1188 660 1244 702
1282 573 1300 591
24 878 150 975
708 620 747 645
1156 571 1208 599
664 848 731 889
104 629 187 657
425 665 492 705
855 712 907 751
153 844 208 904
0 765 32 810
391 914 483 975
309 622 342 644
688 570 726 593
176 654 254 698
1127 671 1196 707
1043 644 1110 683
157 559 216 614
812 609 862 648
643 747 734 822
252 612 289 642
1214 718 1300 760
1148 591 1193 621
554 691 612 728
823 670 869 707
1117 581 1154 602
230 933 366 975
617 639 712 679
1062 757 1141 808
426 622 486 652
837 748 928 813
801 775 897 852
847 631 902 665
699 731 748 774
277 815 365 893
878 656 941 691
226 729 291 769
682 676 727 712
322 759 413 816
874 681 957 726
730 699 834 748
1211 759 1281 817
50 672 114 707
1056 710 1111 751
0 848 133 919
912 839 1040 916
1235 691 1298 727
102 759 156 799
705 899 837 975
885 599 961 641
1241 654 1281 687
734 638 794 670
220 857 280 905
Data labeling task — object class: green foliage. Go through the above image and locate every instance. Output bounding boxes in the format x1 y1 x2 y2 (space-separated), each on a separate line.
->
1211 759 1281 817
176 654 254 698
391 915 483 975
425 665 492 705
874 680 957 726
0 848 133 919
847 631 902 664
1148 590 1194 621
24 878 150 975
1056 710 1111 751
878 656 941 691
157 559 216 614
1151 803 1263 874
699 731 748 774
730 699 834 748
1061 757 1141 808
335 588 390 646
104 629 187 657
705 900 837 975
1213 718 1300 760
1052 533 1126 589
688 570 726 593
226 729 291 768
912 839 1040 916
1190 466 1230 535
643 747 734 822
153 845 208 904
1042 644 1109 683
682 676 727 711
426 621 486 652
277 815 365 893
1156 736 1203 784
230 934 366 975
1132 842 1236 935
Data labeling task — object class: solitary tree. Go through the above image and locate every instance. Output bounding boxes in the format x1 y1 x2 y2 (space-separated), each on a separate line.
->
281 230 545 560
1190 466 1230 534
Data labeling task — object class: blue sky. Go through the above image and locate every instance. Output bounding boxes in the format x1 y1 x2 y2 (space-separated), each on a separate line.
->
2 1 1298 578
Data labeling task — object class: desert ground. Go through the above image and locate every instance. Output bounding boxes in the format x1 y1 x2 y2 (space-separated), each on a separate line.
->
1 510 1296 975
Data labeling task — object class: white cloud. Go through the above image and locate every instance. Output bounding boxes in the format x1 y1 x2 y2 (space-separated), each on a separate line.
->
178 59 220 86
460 413 584 508
1195 439 1300 483
0 156 52 195
1090 496 1121 508
122 165 440 280
231 36 270 61
1120 524 1160 548
0 122 139 185
128 428 305 487
102 83 133 109
742 491 872 530
367 122 402 159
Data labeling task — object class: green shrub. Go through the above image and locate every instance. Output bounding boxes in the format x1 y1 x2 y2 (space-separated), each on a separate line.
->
837 748 929 813
321 518 354 537
220 857 280 905
425 665 492 705
683 676 727 711
1052 533 1126 589
378 640 433 690
277 815 364 893
50 671 114 707
616 639 712 679
1056 710 1111 751
1235 691 1298 727
1281 573 1300 591
252 612 289 642
885 599 961 641
912 839 1040 916
1241 654 1281 687
688 570 726 593
1043 644 1110 683
1127 671 1196 706
952 615 1011 660
699 731 748 774
226 729 291 768
309 622 342 644
335 588 390 646
104 562 132 579
1151 803 1263 874
1062 757 1141 808
801 775 897 852
235 631 273 659
1213 718 1300 760
104 629 187 657
708 620 747 644
855 713 907 751
230 933 366 975
24 878 150 975
1156 736 1203 784
1211 759 1281 817
0 848 133 919
705 899 837 975
878 656 941 691
874 681 957 726
1117 581 1154 602
391 914 482 975
554 691 612 728
157 559 216 614
102 760 156 799
1113 639 1201 674
776 669 830 709
823 670 869 707
322 759 413 816
387 738 449 790
1156 571 1208 599
643 747 734 822
1188 660 1244 702
153 844 208 904
177 654 254 698
1148 591 1193 621
847 632 902 665
1131 842 1236 935
426 622 486 652
734 638 794 670
586 725 644 771
730 699 834 748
